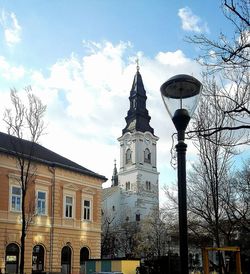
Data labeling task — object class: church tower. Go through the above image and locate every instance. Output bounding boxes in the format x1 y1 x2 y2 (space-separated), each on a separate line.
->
117 66 159 222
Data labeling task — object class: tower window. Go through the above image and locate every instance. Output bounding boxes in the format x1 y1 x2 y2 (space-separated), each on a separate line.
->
126 149 132 164
126 181 131 191
146 181 151 191
136 213 140 222
144 148 151 163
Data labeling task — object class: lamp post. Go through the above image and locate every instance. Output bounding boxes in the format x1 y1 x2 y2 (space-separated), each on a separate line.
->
160 74 202 274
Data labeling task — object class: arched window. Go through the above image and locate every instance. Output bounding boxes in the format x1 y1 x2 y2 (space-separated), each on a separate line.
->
126 182 131 191
144 148 151 163
32 245 45 273
80 247 90 274
61 246 72 274
125 149 132 164
146 181 151 191
5 243 19 274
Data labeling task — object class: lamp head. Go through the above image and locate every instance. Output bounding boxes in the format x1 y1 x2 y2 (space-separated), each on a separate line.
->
160 74 202 119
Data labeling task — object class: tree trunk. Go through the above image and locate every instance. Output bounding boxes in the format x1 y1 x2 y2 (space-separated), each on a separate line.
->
20 191 26 274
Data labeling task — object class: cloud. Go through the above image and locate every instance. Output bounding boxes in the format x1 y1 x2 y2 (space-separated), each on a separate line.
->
0 56 25 80
0 41 202 205
156 50 192 66
0 9 22 46
178 7 209 33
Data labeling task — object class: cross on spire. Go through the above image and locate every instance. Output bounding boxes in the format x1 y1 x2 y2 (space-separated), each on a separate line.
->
136 58 140 72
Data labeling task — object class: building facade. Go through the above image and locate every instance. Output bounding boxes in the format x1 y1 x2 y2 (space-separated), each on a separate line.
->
102 67 159 234
0 132 106 274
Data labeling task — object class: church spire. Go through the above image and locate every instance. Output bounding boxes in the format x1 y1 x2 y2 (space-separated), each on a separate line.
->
111 159 118 187
122 64 154 135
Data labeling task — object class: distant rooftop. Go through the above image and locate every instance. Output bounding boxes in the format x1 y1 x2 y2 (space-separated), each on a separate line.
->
0 131 107 181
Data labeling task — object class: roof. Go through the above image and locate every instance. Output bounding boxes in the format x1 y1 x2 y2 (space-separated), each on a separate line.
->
102 186 120 199
122 70 154 135
0 132 107 181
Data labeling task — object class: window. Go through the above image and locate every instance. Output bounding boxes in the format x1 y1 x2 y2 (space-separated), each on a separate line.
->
81 195 93 222
126 181 130 191
61 246 71 274
63 190 75 219
80 247 89 271
32 245 45 272
6 243 19 274
11 186 21 212
144 148 151 163
65 196 73 218
146 181 151 191
136 213 140 222
83 200 91 221
125 149 132 164
37 191 46 215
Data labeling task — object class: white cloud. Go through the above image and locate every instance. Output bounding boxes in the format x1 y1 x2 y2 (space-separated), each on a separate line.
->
0 41 202 205
0 56 25 80
156 50 191 66
0 9 22 46
178 7 209 33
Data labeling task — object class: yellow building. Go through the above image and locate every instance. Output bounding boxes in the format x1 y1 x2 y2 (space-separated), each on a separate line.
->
0 132 107 274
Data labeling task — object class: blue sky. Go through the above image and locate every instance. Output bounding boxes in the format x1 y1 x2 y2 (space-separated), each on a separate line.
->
0 1 235 205
0 1 230 65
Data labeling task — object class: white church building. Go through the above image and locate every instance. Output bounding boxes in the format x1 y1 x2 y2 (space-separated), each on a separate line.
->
102 67 159 230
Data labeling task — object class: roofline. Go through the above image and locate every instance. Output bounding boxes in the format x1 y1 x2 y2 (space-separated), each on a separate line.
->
0 147 107 181
117 130 159 141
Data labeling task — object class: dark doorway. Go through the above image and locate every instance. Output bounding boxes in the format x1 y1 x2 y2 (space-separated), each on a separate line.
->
5 243 19 274
32 245 45 273
80 247 89 274
61 246 71 274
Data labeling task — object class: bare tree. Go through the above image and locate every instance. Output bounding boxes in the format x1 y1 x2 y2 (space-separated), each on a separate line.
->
101 211 117 258
135 209 169 259
4 88 46 274
227 160 250 233
116 218 140 258
187 0 249 70
187 79 241 274
186 73 249 145
186 0 250 137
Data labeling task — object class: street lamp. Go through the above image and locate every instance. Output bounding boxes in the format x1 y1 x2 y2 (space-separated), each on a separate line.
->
160 74 202 274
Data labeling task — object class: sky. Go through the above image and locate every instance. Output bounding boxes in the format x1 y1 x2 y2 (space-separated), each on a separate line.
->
0 1 236 205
